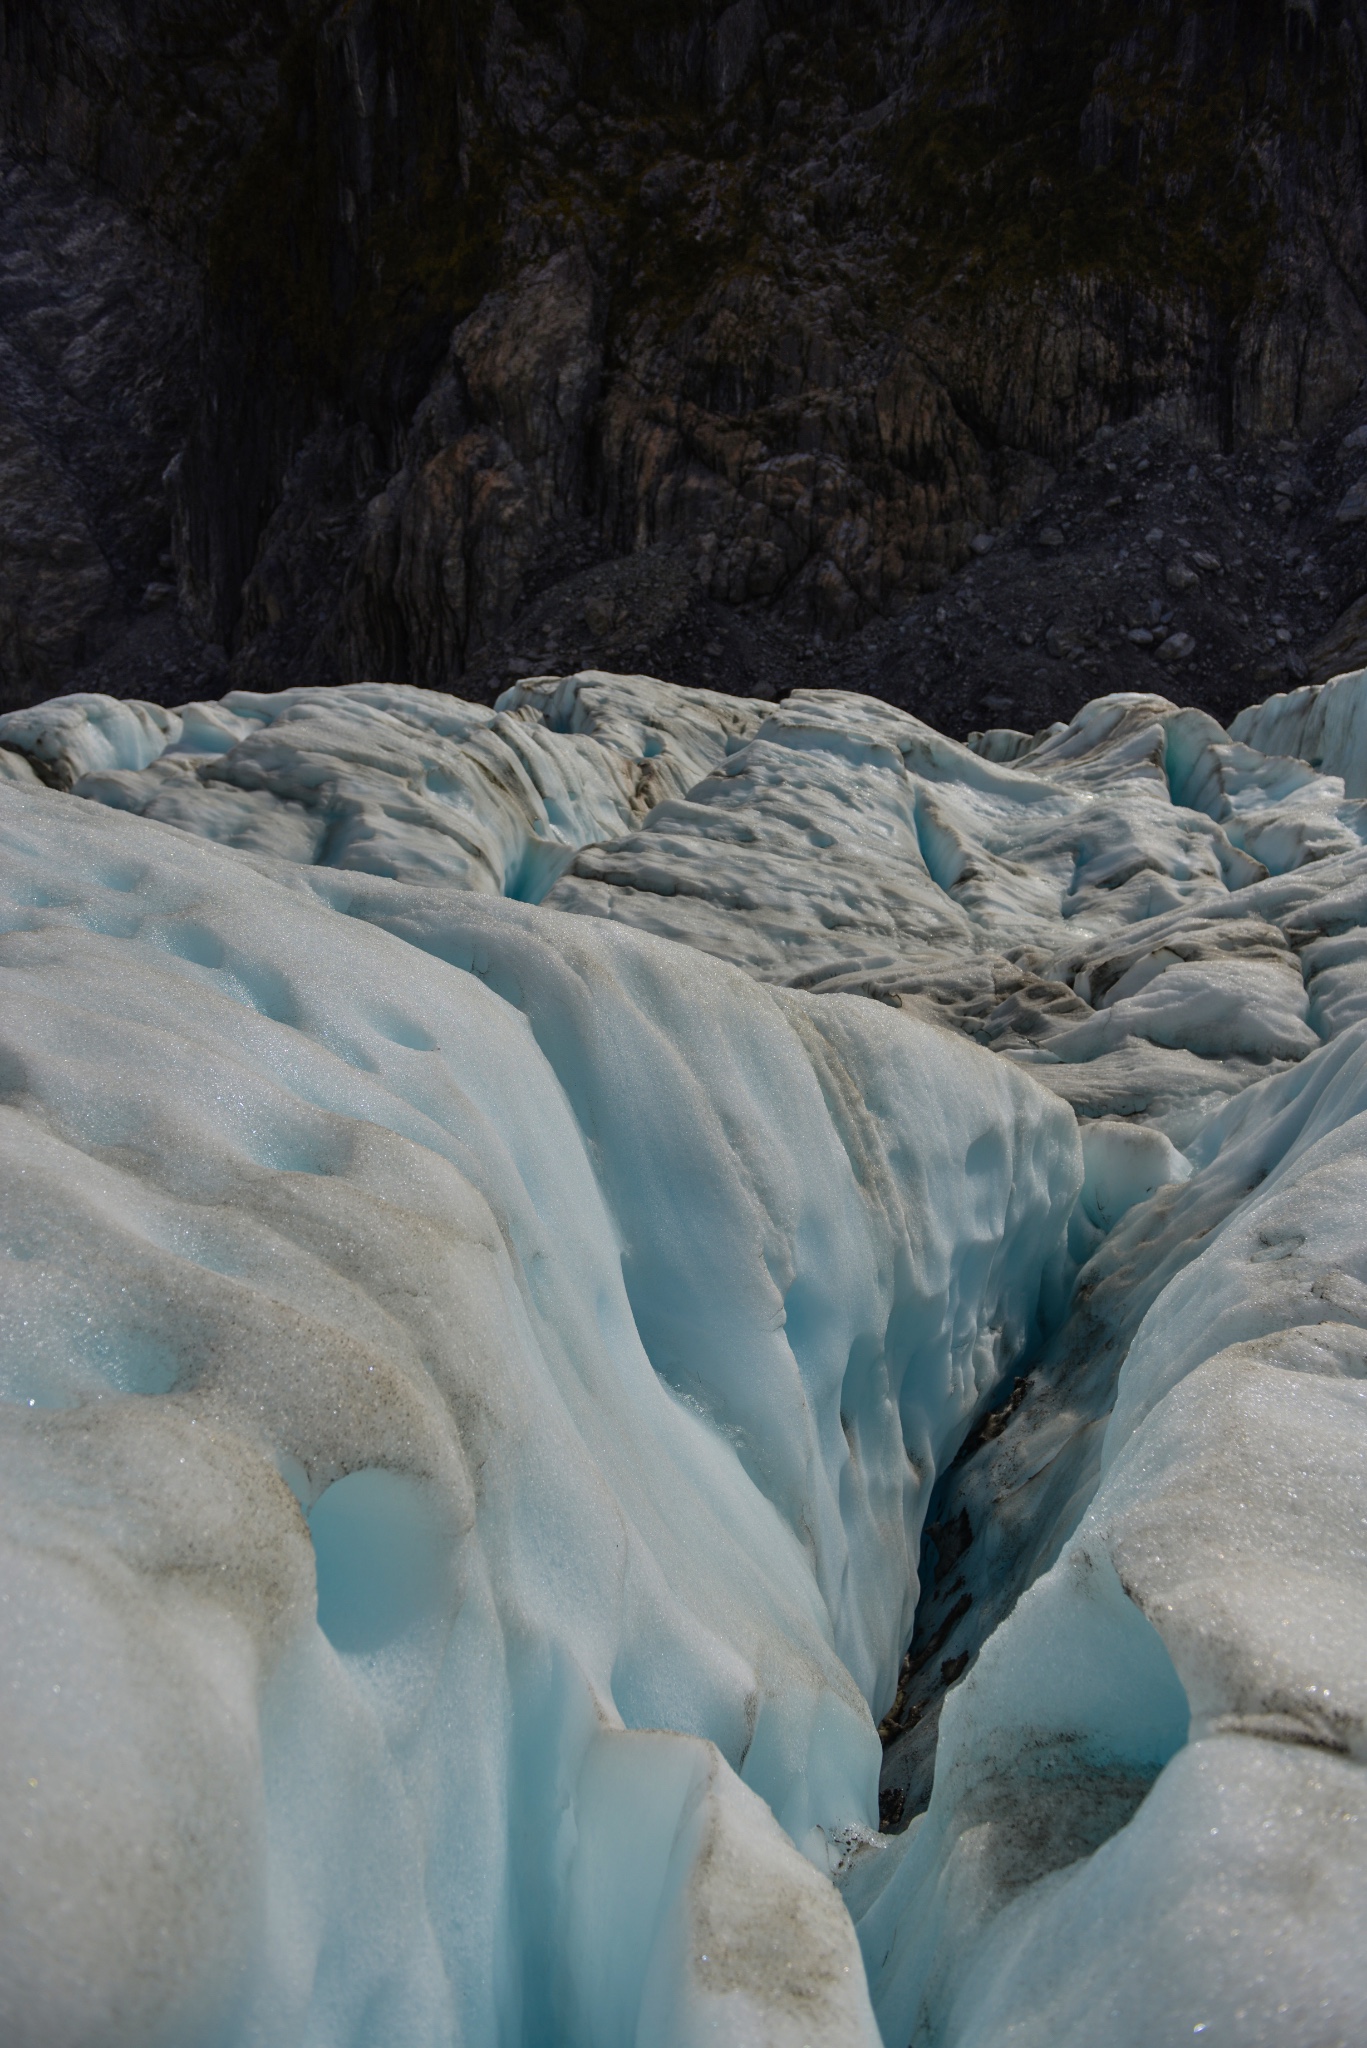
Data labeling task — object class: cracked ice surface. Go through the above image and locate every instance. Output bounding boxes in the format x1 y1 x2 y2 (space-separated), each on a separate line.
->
3 669 1367 2043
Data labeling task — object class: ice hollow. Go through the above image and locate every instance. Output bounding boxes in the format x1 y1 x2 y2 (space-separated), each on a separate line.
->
3 665 1367 2043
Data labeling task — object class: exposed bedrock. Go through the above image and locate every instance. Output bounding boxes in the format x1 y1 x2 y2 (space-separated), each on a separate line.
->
1 1 1366 720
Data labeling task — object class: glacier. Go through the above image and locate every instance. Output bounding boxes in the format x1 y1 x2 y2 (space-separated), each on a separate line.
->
1 668 1367 2045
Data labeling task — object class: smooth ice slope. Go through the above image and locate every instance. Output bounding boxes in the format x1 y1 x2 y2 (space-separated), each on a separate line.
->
0 780 1076 2047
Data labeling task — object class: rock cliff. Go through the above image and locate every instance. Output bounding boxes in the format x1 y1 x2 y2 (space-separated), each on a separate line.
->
1 0 1366 725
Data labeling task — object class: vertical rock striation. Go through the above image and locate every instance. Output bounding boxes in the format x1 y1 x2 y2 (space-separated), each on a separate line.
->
0 2 1364 720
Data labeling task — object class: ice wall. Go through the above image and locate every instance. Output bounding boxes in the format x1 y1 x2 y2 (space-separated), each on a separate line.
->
0 780 1075 2047
858 1023 1367 2047
1230 663 1367 797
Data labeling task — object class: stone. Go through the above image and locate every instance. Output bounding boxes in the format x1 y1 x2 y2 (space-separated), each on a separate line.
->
1157 631 1196 662
0 153 201 709
1309 593 1367 685
2 0 1365 737
1334 476 1367 524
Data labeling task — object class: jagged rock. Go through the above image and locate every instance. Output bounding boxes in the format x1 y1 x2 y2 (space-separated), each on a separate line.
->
1312 591 1367 684
0 149 206 707
1 0 1366 732
331 248 604 685
1336 473 1367 523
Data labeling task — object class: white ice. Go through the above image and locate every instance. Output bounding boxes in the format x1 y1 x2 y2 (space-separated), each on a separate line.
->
3 663 1367 2044
0 780 1074 2047
859 1017 1367 2047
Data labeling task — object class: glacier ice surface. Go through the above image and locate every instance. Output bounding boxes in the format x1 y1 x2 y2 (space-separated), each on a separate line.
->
3 665 1367 2044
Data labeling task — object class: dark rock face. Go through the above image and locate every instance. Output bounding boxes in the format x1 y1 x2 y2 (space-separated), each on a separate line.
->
1 0 1365 723
0 151 210 704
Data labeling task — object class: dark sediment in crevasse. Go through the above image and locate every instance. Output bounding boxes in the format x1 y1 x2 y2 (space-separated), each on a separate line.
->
876 1033 1329 1829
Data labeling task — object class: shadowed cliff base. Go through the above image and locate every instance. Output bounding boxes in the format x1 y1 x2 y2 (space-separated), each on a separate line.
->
0 0 1364 730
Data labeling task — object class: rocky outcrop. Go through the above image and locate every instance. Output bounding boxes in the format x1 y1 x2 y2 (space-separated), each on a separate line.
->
0 0 1365 718
0 150 207 704
328 245 605 681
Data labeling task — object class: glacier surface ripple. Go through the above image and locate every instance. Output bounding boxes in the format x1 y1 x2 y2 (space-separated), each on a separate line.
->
0 671 1366 2045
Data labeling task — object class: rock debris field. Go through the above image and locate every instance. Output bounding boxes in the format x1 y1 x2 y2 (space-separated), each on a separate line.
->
397 404 1367 742
2 665 1367 2046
